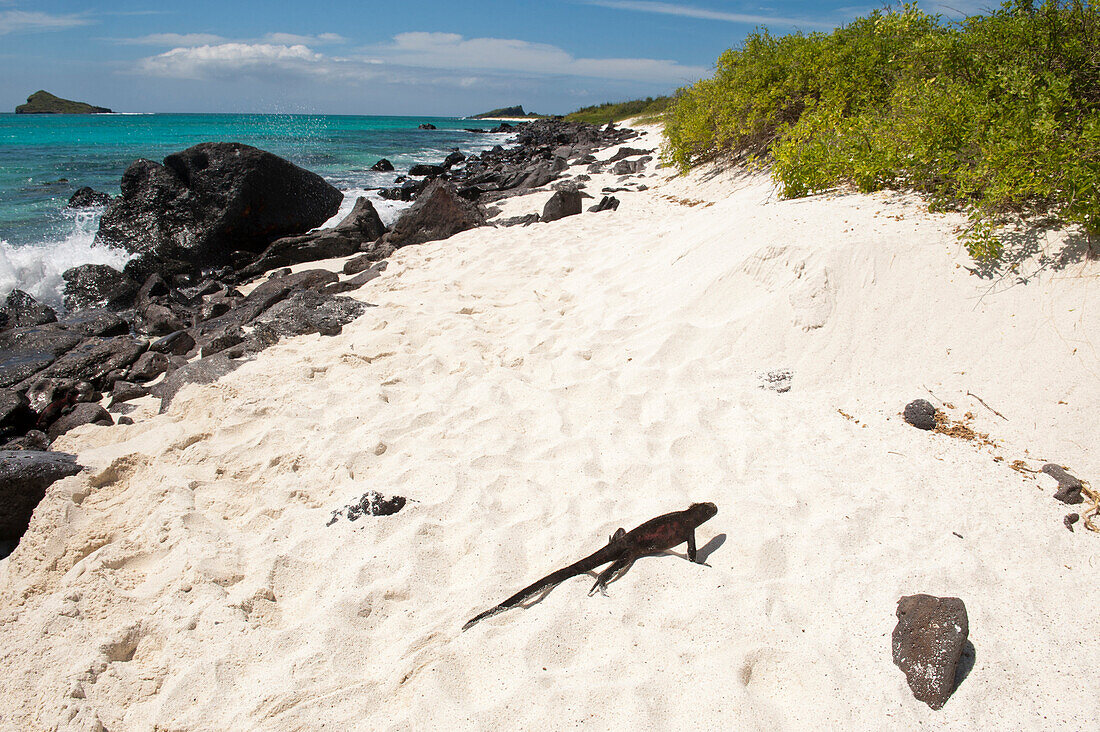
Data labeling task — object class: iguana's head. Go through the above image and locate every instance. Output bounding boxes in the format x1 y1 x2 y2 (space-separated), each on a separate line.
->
687 502 718 524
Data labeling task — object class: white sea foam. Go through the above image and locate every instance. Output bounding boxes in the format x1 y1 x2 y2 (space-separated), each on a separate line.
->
0 208 131 308
320 188 411 230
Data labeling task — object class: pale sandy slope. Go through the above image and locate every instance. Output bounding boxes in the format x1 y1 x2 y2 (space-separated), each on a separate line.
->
1 126 1098 731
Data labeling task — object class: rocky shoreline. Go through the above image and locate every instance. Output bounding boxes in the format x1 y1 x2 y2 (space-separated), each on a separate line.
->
0 118 649 557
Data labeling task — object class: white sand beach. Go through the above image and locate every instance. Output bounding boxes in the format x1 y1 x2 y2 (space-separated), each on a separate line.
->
1 124 1098 730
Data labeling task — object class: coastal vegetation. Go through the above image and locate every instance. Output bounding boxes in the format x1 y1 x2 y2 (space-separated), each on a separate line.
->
15 90 111 115
470 106 546 119
663 1 1100 259
564 96 671 125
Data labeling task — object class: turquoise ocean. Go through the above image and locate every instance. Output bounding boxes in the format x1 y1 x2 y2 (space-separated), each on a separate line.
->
0 113 512 306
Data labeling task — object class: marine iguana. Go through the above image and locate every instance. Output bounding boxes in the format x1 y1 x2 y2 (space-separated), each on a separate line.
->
462 502 717 630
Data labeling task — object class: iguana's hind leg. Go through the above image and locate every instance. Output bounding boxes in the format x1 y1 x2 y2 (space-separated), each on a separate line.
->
589 556 633 596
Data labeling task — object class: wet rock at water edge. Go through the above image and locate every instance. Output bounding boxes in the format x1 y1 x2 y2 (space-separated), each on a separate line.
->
95 142 343 276
1 290 57 331
62 264 138 311
67 187 112 209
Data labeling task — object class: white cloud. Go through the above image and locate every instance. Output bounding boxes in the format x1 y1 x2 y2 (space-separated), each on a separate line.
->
586 0 837 29
0 9 91 35
137 43 334 80
134 32 706 87
365 32 706 83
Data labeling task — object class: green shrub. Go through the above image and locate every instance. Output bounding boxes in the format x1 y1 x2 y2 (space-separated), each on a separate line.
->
664 1 1100 260
565 97 672 124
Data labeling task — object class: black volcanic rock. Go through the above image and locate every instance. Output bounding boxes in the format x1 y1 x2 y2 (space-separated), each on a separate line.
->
0 450 82 557
0 390 35 441
62 264 138 311
57 309 129 338
371 158 395 172
95 142 343 276
0 325 84 389
589 195 620 213
892 595 970 710
46 402 113 439
22 336 146 390
409 164 446 178
903 399 937 430
383 179 484 248
1 290 57 331
240 197 387 277
67 187 112 208
251 289 368 339
542 185 582 222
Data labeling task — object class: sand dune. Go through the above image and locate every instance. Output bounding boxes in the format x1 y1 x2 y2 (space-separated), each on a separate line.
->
1 125 1097 730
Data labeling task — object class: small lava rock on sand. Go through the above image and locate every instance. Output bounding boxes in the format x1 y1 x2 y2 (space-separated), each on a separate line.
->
1042 463 1084 504
903 399 937 430
892 594 969 710
327 491 406 525
1065 513 1080 531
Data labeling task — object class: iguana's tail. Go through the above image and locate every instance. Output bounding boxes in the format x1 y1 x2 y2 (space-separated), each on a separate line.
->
461 546 618 631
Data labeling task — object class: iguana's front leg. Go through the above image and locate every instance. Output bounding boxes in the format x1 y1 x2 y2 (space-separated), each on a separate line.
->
687 530 698 562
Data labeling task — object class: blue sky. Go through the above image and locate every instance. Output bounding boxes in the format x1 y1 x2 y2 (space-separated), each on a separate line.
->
1 0 994 115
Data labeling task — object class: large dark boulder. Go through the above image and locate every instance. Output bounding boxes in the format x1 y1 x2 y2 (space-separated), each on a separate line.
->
371 158 395 172
384 179 485 248
1 290 56 331
542 185 583 222
240 197 386 276
892 595 970 710
62 264 138 311
95 142 343 275
0 450 82 557
67 187 112 209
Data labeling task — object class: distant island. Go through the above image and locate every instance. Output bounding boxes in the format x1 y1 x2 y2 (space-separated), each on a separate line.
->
16 90 112 115
469 105 544 119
